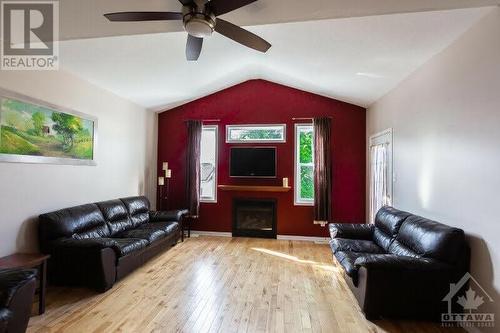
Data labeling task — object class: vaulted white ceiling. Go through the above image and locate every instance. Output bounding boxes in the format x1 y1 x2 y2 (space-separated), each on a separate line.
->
57 2 497 110
60 0 499 40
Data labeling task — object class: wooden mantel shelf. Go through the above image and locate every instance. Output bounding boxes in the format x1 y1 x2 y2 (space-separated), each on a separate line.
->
218 185 292 193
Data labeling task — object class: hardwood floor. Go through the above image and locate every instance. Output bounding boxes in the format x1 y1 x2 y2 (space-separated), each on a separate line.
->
28 237 462 333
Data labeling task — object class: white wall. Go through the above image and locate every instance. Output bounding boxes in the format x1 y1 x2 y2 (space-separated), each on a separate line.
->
0 69 157 256
367 8 500 330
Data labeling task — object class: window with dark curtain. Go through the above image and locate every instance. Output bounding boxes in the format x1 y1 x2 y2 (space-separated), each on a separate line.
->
185 120 202 217
313 117 332 226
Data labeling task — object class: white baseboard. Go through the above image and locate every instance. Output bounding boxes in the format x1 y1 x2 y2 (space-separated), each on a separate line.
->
189 231 330 243
190 231 232 237
277 235 330 243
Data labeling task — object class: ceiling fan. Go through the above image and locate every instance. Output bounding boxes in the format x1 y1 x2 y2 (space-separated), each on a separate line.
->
104 0 271 61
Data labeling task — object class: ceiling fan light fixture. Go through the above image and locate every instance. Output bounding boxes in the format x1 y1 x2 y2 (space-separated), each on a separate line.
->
104 0 271 61
183 12 216 38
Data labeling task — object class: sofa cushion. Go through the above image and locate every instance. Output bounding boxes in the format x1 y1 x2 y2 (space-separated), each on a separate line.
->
39 204 110 251
112 238 149 257
121 197 150 227
96 200 134 235
330 239 384 254
139 222 179 236
392 215 467 265
117 228 166 243
334 251 367 286
388 240 420 258
373 206 411 251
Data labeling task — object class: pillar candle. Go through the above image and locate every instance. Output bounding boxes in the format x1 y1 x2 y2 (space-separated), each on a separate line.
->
283 177 289 188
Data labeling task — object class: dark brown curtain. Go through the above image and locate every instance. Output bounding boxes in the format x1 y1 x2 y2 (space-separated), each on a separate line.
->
185 120 202 217
313 117 332 226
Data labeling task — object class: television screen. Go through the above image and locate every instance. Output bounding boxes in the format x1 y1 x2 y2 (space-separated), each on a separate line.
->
230 147 276 178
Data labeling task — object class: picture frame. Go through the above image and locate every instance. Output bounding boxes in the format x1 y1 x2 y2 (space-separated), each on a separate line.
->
0 88 97 166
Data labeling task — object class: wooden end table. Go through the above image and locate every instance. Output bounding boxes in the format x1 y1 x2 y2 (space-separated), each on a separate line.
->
0 253 50 315
183 215 199 239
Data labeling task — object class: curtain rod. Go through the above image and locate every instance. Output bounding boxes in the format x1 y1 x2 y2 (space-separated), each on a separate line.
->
292 117 333 121
183 119 221 122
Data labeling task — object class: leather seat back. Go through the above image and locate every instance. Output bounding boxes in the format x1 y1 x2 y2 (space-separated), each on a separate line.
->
120 196 150 228
390 215 468 266
373 206 411 251
39 204 110 252
96 200 134 236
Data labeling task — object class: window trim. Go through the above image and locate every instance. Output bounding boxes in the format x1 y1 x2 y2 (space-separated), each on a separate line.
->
200 125 218 204
294 123 315 206
226 124 287 143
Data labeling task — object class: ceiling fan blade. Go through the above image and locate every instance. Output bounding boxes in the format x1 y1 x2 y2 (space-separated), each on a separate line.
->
186 35 203 61
178 0 193 5
215 19 271 53
208 0 257 16
104 12 183 22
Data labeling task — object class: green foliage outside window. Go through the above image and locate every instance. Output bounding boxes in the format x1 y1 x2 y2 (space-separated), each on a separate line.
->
299 129 314 200
228 125 285 142
237 129 282 140
299 130 313 163
300 166 314 199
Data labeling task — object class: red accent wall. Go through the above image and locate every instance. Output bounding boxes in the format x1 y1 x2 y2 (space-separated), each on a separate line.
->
157 80 366 237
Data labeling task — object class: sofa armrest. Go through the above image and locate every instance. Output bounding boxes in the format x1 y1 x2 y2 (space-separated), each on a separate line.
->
353 254 463 320
354 254 452 272
0 269 37 308
149 209 189 223
0 308 12 332
0 269 36 333
329 223 374 240
49 239 117 292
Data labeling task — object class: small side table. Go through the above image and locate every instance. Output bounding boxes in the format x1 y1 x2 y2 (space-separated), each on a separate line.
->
183 215 199 239
0 253 50 315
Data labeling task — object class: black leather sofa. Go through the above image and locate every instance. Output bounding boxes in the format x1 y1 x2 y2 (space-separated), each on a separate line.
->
39 196 188 292
0 269 37 333
329 206 470 320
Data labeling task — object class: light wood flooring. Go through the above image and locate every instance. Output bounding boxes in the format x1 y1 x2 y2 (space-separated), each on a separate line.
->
27 236 463 333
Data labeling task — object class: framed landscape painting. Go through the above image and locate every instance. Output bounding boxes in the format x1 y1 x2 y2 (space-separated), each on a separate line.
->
0 89 97 166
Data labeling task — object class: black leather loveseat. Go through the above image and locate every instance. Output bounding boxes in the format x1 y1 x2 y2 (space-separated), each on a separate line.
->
329 206 470 320
0 269 37 333
39 196 188 292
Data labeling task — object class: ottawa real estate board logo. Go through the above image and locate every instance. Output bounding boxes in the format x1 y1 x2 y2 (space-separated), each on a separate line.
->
442 273 495 329
1 0 59 70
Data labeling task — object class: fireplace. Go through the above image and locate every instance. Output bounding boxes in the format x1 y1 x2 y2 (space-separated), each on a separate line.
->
233 198 277 239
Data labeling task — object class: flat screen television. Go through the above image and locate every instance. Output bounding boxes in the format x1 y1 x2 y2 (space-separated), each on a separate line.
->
230 147 276 178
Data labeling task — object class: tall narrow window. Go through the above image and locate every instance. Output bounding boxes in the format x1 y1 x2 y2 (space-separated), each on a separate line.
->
369 129 393 223
295 124 314 205
200 125 218 203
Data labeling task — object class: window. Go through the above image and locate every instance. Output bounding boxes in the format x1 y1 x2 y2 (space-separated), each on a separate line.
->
200 126 218 203
295 124 314 205
226 124 286 143
369 129 393 223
